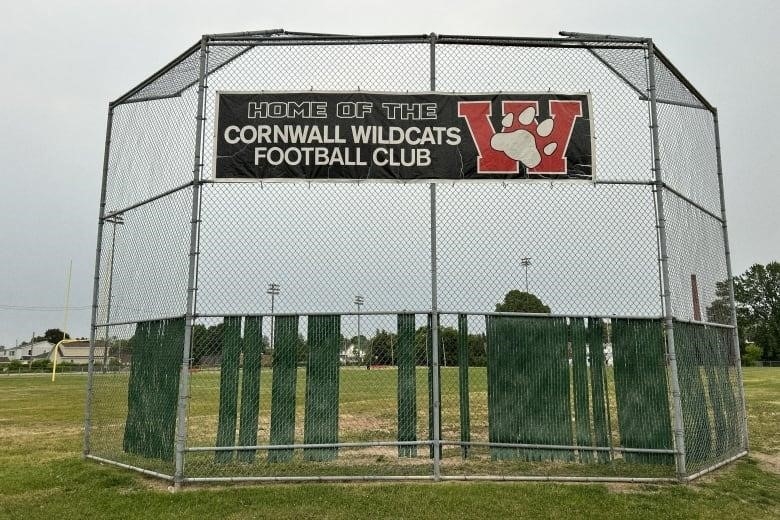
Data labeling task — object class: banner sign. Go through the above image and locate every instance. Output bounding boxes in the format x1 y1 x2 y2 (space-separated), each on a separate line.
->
214 91 593 181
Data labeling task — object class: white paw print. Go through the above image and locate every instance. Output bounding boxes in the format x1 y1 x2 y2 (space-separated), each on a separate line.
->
490 107 556 169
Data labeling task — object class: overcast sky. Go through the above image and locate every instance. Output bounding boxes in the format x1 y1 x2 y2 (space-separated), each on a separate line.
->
0 0 778 347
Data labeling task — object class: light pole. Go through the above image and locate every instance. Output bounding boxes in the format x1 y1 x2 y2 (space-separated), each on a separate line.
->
266 283 280 351
354 295 365 369
520 257 532 293
103 214 124 372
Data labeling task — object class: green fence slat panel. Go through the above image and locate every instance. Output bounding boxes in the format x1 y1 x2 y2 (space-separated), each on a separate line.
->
238 316 263 463
397 314 417 457
486 315 507 459
571 318 593 462
458 314 471 459
123 321 149 455
537 317 573 461
486 316 572 461
716 328 740 450
140 319 162 459
215 316 242 463
674 321 714 465
269 315 299 462
702 326 739 458
426 315 442 459
588 319 610 463
156 318 184 461
123 318 183 462
304 315 341 461
612 319 673 464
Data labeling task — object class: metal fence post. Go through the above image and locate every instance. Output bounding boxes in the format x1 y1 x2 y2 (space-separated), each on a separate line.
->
713 109 749 452
429 32 442 481
174 35 210 489
646 39 687 481
83 104 114 459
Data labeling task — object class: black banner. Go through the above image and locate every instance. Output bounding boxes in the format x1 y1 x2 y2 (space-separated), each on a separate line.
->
214 91 593 181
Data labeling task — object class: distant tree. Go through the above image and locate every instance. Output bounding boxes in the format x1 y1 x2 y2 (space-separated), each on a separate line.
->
366 329 396 365
495 290 551 314
30 329 70 344
708 262 780 362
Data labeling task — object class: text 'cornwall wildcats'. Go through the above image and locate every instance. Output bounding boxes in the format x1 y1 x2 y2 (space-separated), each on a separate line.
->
214 92 593 181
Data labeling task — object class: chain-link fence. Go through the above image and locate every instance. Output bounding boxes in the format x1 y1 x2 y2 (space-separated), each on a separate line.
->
83 31 747 486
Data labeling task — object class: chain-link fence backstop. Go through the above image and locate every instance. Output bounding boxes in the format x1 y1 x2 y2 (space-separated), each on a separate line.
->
83 30 748 486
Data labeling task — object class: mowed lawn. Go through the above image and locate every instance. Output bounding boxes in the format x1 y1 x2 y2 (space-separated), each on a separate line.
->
0 367 778 519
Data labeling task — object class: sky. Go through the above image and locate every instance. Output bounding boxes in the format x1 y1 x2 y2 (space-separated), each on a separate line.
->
0 0 778 347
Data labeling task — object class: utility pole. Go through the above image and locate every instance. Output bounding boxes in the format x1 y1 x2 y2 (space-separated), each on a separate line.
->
354 295 365 369
520 257 532 292
103 214 124 372
266 283 280 351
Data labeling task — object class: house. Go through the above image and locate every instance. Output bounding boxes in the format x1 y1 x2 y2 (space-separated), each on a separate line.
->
49 340 108 365
3 341 54 362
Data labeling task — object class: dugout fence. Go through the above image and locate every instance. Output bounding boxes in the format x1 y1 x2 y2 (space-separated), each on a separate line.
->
83 30 748 487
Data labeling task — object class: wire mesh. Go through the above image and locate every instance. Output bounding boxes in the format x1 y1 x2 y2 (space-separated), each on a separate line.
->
85 33 745 484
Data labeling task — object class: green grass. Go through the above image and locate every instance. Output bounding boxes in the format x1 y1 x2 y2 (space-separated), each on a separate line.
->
0 368 778 519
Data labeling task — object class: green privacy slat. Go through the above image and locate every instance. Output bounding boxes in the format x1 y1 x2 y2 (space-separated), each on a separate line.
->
458 314 471 459
141 320 162 459
269 315 299 462
570 319 593 463
156 318 184 461
715 328 740 450
304 315 341 461
238 316 263 463
215 316 242 463
486 315 519 460
588 319 610 463
486 316 572 461
674 321 714 465
612 319 673 465
397 314 417 457
427 314 441 459
123 321 148 455
123 318 183 461
703 326 740 458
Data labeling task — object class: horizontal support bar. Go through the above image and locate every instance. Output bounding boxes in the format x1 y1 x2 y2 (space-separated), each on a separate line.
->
94 314 186 328
444 311 663 321
86 455 174 481
195 310 432 319
183 475 434 483
673 318 735 330
684 451 747 482
103 181 194 220
186 440 431 452
593 179 654 186
440 475 676 483
443 441 677 455
559 31 649 43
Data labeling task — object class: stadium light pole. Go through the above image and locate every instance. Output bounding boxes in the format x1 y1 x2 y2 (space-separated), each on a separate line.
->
102 213 124 372
267 283 280 351
354 295 365 369
521 256 532 292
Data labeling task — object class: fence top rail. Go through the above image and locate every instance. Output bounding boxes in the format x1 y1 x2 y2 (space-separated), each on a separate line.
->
109 29 710 113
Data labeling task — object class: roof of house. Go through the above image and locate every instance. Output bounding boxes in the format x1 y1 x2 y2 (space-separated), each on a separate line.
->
54 341 106 359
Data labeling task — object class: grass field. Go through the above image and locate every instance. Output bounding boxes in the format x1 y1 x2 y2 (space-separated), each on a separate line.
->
0 367 778 519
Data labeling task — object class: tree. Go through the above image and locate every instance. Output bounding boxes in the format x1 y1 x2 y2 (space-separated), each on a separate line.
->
30 328 70 344
43 328 70 344
708 262 780 362
367 329 396 365
495 290 551 314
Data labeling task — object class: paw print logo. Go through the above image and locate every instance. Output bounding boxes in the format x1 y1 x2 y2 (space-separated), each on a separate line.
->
490 107 558 169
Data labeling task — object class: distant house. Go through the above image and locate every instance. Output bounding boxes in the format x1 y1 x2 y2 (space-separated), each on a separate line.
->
3 341 54 363
49 340 108 365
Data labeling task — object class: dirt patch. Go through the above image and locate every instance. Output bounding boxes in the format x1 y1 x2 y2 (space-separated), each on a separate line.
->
752 452 780 474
